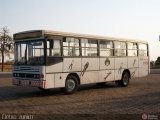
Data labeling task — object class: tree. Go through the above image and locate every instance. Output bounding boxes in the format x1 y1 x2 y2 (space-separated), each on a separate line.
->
0 27 14 71
150 61 155 68
155 57 160 66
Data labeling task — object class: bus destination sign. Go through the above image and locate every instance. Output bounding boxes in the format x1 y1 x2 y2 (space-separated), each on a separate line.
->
14 31 43 40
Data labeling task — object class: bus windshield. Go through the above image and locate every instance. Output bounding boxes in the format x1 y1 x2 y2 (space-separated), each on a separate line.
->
14 40 45 65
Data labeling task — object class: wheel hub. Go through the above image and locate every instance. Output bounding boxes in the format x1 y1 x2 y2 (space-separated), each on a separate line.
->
67 79 75 91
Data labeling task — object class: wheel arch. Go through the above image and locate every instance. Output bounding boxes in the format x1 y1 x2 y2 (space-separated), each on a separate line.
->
122 69 131 79
67 73 80 85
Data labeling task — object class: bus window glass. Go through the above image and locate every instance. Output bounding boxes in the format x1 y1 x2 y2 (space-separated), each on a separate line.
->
81 39 98 56
63 37 80 56
139 43 148 56
14 40 44 65
128 43 138 56
139 44 147 50
114 42 126 56
100 40 113 56
47 40 61 56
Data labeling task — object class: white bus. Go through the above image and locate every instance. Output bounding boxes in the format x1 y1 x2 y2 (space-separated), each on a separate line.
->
12 30 149 94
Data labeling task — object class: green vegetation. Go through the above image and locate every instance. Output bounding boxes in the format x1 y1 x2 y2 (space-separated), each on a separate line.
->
150 57 160 69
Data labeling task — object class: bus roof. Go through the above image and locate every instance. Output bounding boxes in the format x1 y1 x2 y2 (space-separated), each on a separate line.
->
14 30 148 43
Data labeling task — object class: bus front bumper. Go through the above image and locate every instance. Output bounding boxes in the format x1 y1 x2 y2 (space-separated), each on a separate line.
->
12 78 46 89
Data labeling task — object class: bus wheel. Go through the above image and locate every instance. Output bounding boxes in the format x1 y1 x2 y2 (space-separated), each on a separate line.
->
64 75 79 94
116 72 130 87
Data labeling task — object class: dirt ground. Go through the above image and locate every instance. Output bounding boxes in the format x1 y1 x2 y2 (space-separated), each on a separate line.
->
0 74 159 120
0 65 12 72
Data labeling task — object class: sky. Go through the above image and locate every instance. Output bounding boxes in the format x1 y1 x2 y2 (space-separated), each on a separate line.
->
0 0 160 61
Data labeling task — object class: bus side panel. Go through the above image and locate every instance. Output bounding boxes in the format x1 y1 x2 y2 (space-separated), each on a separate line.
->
81 58 99 84
63 58 81 72
54 73 68 88
99 57 115 82
138 57 149 77
45 74 55 89
46 62 63 73
129 68 139 78
128 57 139 78
99 70 115 82
82 58 99 71
80 71 99 84
100 58 115 70
114 57 128 80
128 57 139 68
45 63 63 88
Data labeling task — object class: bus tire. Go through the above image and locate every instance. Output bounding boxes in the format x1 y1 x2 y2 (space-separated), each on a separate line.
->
116 72 130 87
64 75 79 94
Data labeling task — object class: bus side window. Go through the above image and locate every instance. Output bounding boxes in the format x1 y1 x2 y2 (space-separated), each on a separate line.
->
63 37 80 56
139 43 148 56
100 40 113 56
81 39 98 56
47 39 61 57
127 42 138 56
114 41 126 56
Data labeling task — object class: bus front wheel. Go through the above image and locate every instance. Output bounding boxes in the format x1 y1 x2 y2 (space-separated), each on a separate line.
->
64 75 79 94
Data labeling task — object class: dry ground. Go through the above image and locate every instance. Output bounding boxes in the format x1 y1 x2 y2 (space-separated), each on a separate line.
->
0 74 159 120
0 65 12 72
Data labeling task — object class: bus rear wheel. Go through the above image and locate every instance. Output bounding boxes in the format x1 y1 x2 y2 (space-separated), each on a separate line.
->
116 72 130 87
64 75 79 94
